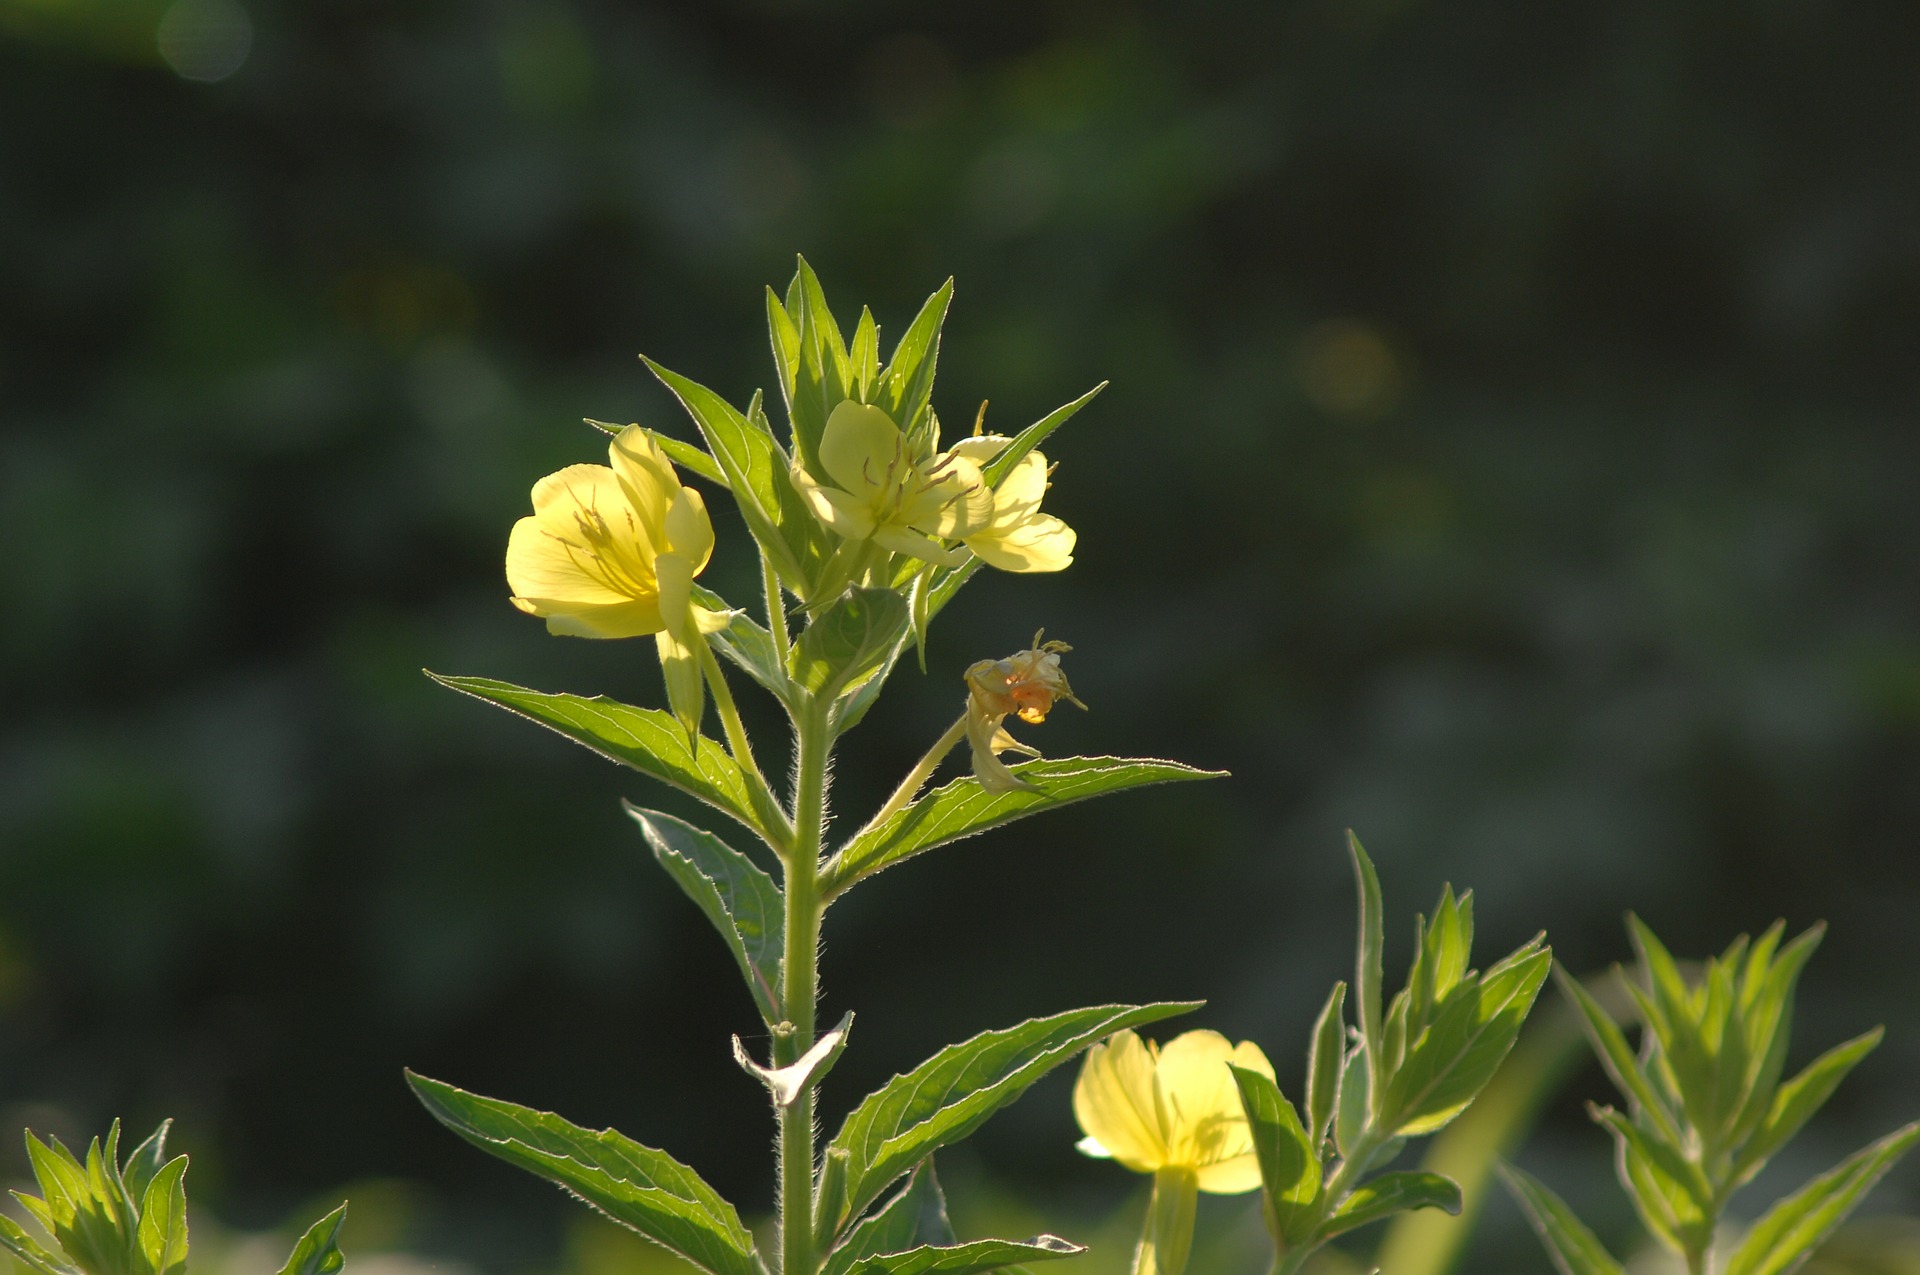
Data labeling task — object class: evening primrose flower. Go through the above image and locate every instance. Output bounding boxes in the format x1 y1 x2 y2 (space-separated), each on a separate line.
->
506 425 731 733
945 435 1076 573
964 634 1083 793
1074 1029 1276 1275
791 401 993 567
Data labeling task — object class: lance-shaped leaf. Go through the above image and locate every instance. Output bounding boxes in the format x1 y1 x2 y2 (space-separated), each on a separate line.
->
1555 966 1685 1146
1590 1105 1712 1257
1230 1065 1320 1246
121 1122 172 1207
407 1072 762 1275
1320 1171 1462 1239
790 588 910 700
736 1013 853 1108
586 418 730 489
136 1156 189 1275
1724 1122 1920 1275
822 1002 1200 1235
822 757 1226 896
1379 941 1551 1136
1349 833 1386 1066
1734 1027 1884 1183
834 561 980 736
644 358 821 593
430 675 761 836
783 258 853 480
824 1162 956 1275
847 1235 1083 1275
628 806 784 1023
1498 1163 1627 1275
278 1203 348 1275
849 308 880 403
877 279 953 440
0 1215 68 1275
978 384 1106 488
1305 982 1348 1146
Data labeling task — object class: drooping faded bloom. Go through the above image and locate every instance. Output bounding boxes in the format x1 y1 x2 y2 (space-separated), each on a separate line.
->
964 634 1083 792
1074 1029 1276 1275
946 435 1076 573
790 401 993 568
506 425 730 732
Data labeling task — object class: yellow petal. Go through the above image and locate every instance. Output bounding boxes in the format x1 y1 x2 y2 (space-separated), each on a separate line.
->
990 452 1050 522
820 401 906 496
530 597 666 639
870 523 969 568
1073 1032 1167 1173
608 426 678 531
967 515 1076 573
910 453 992 537
506 514 632 608
1154 1032 1271 1173
523 464 661 588
944 433 1012 465
665 487 714 573
1193 1154 1266 1195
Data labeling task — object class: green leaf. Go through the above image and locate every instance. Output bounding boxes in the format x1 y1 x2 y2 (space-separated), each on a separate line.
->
1724 1122 1920 1275
1554 967 1685 1146
0 1215 73 1275
846 1236 1083 1275
428 675 761 837
1335 1046 1370 1160
136 1155 189 1275
979 384 1106 488
823 1002 1199 1235
628 806 784 1024
1305 982 1348 1146
1382 943 1551 1136
823 757 1226 896
1735 1027 1884 1183
784 257 853 480
1229 1065 1320 1245
277 1204 348 1275
695 592 797 711
767 287 802 404
1349 833 1386 1065
850 307 880 403
824 1162 955 1275
120 1122 172 1207
1497 1163 1627 1275
407 1072 762 1275
643 358 819 593
790 587 910 699
1589 1106 1713 1256
878 279 953 441
1321 1171 1462 1239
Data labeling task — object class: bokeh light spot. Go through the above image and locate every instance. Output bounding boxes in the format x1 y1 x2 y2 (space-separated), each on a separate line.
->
155 0 251 82
1298 317 1403 419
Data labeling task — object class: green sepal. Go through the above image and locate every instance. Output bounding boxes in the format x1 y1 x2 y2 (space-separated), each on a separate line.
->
643 357 821 595
1229 1065 1320 1246
845 1235 1083 1275
822 757 1226 897
789 587 910 701
406 1071 764 1275
428 674 763 839
1724 1121 1920 1275
822 1001 1200 1236
823 1161 955 1275
1320 1171 1462 1239
978 384 1106 489
277 1204 348 1275
627 805 784 1024
1305 982 1348 1146
1497 1163 1627 1275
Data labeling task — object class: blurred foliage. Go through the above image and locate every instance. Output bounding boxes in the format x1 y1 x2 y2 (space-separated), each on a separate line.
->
4 0 1920 1271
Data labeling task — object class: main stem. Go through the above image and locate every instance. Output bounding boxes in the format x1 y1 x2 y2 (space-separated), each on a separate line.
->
779 699 832 1275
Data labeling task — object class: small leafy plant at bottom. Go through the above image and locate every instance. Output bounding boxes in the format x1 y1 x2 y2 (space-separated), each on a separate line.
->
0 1118 347 1275
1501 916 1920 1275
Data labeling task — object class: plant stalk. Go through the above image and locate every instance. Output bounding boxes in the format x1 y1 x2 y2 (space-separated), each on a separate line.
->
702 644 789 849
764 554 791 661
853 710 967 840
778 697 832 1275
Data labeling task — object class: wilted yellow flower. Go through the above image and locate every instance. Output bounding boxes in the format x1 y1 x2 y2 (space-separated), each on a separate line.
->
1074 1029 1274 1193
791 401 993 568
964 634 1083 792
946 436 1076 572
506 425 731 732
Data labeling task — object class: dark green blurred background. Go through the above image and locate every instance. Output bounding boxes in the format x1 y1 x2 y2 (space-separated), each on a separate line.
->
5 0 1919 1270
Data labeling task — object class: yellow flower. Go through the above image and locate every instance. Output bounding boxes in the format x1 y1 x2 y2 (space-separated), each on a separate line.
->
946 435 1076 572
505 425 730 732
964 634 1083 793
791 401 993 568
1073 1029 1275 1194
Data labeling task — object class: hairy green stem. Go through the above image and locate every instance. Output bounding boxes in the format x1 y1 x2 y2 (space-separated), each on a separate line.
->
854 710 967 840
1270 1127 1393 1275
764 554 791 662
778 698 832 1275
702 644 788 849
